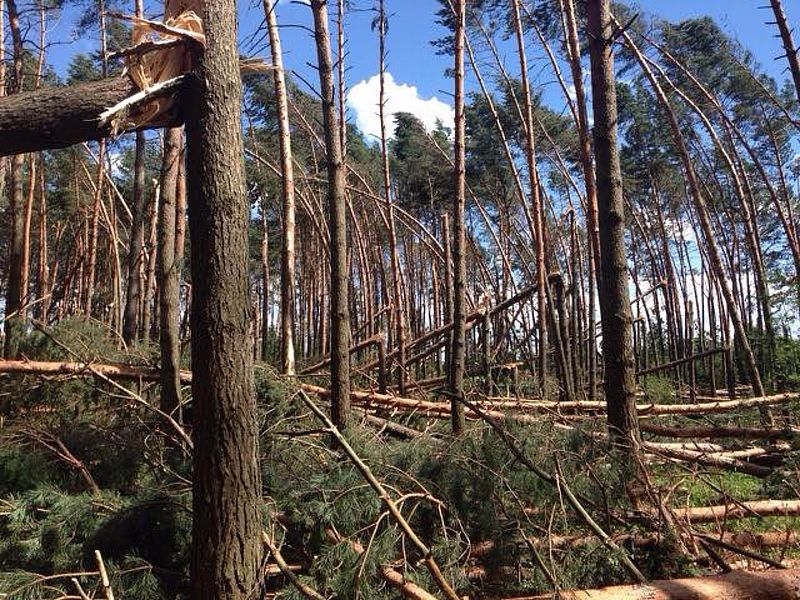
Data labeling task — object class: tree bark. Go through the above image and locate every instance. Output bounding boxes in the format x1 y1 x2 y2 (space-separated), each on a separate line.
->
0 76 183 157
311 0 351 430
449 0 467 434
263 0 296 374
587 0 643 484
184 0 262 596
123 131 148 344
158 127 183 416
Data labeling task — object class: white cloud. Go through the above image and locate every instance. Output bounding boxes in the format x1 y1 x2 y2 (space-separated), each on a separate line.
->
346 72 454 142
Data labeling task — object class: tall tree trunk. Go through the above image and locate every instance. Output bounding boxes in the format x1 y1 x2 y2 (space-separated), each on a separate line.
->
510 0 547 394
560 0 600 401
141 186 159 341
185 0 262 596
123 131 148 344
311 0 351 430
37 162 49 322
587 0 643 490
336 0 347 154
123 0 147 343
449 0 467 434
378 0 407 394
4 0 25 358
264 0 296 375
260 203 270 360
20 155 36 315
158 128 183 416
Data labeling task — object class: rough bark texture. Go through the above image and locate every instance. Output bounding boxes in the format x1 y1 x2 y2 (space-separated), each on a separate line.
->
0 76 182 156
311 0 351 430
184 0 262 596
158 127 183 416
449 0 467 434
587 0 643 479
123 131 148 344
264 0 297 375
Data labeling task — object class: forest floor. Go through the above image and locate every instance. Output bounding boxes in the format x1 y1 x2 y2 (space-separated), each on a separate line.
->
0 320 799 599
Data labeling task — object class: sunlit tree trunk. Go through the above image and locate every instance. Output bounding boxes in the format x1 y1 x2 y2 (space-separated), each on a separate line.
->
264 0 297 374
378 0 407 394
448 0 467 433
587 0 644 491
185 0 263 596
158 128 183 416
311 0 351 429
510 0 547 394
770 0 800 107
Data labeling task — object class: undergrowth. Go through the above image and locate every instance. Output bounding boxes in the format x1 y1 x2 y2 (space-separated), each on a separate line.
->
0 322 796 598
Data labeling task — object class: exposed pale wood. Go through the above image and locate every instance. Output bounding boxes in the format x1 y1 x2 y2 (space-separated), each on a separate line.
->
0 76 179 156
538 568 800 600
674 500 800 523
0 359 192 382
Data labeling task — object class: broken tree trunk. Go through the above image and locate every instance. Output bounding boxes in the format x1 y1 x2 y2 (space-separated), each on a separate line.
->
0 76 182 156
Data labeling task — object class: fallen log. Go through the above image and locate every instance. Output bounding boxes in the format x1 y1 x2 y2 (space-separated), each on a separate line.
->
0 359 193 383
641 423 799 440
486 392 800 415
642 442 773 477
537 568 800 600
0 75 182 155
673 500 800 523
300 383 541 424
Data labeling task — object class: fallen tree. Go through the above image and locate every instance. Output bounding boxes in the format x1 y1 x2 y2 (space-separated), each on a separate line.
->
673 499 800 523
641 423 799 440
0 75 182 155
0 358 193 383
544 568 800 600
642 442 773 477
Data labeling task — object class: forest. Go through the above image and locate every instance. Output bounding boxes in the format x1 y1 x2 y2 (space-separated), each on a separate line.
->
1 0 800 598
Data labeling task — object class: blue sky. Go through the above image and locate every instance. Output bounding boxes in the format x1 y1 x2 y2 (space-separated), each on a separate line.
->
43 0 800 138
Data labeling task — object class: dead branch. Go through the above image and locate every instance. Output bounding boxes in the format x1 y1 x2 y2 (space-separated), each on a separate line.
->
298 390 462 600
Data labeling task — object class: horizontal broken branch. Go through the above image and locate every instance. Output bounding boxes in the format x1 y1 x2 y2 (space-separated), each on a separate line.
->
0 75 183 156
0 359 193 383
